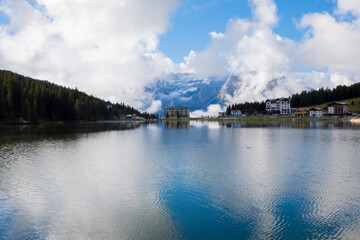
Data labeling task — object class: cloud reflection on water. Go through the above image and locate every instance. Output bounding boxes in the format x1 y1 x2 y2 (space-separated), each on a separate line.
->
0 122 360 239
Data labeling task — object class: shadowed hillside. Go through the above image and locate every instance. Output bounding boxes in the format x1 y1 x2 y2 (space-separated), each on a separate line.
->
0 70 156 122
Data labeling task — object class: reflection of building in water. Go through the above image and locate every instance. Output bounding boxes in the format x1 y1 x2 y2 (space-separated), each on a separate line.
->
165 120 190 129
166 107 190 119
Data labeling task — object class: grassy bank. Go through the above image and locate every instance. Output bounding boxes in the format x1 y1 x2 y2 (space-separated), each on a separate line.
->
306 97 360 113
191 116 352 122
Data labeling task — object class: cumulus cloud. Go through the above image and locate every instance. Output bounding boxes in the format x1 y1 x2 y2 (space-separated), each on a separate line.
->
184 0 299 104
337 0 360 16
209 31 225 40
0 0 178 110
183 0 360 105
191 104 225 118
297 0 360 86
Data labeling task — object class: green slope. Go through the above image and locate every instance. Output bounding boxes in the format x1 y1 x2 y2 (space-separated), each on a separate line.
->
305 97 360 113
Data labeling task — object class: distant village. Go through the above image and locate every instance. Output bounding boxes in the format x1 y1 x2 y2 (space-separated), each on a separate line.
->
109 98 358 121
217 98 359 119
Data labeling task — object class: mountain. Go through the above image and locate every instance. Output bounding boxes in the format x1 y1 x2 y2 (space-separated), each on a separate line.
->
147 72 299 114
145 73 227 113
219 74 243 101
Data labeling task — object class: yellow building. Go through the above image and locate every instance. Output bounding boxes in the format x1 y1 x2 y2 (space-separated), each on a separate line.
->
166 107 190 119
294 108 309 117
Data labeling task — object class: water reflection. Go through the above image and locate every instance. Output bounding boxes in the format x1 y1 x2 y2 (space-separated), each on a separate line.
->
192 120 360 129
0 121 360 239
0 122 143 144
164 120 190 129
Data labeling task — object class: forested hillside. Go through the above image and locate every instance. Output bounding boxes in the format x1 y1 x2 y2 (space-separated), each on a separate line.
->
0 70 155 122
228 82 360 114
291 83 360 108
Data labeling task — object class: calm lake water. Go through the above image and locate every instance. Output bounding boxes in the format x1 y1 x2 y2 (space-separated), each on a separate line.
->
1 121 360 239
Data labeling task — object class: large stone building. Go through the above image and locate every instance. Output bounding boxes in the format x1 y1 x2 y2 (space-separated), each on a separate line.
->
166 107 190 119
265 98 291 115
327 102 349 115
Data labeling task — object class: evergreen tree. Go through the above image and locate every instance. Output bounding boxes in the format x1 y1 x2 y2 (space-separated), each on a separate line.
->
0 70 151 122
24 98 31 121
32 98 39 122
226 106 231 115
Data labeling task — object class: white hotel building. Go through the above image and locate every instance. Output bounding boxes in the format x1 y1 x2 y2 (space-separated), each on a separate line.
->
265 98 291 115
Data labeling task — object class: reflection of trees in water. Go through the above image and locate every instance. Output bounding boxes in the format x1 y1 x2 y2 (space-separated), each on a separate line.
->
218 121 357 129
0 122 147 143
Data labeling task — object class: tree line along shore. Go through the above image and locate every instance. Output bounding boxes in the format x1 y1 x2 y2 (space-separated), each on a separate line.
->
225 83 360 115
1 69 360 124
0 70 157 123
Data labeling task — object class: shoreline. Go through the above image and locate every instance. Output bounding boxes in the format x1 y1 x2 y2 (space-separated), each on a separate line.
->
350 118 360 123
1 117 359 125
190 116 358 122
0 119 157 125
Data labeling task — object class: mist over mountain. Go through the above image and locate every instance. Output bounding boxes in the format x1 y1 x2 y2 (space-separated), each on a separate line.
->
145 73 227 114
145 72 303 115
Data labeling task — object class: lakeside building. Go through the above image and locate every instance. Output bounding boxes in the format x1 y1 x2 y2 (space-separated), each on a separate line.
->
327 102 349 115
309 108 324 118
231 110 242 117
218 112 226 117
265 98 291 115
166 107 190 119
294 108 309 117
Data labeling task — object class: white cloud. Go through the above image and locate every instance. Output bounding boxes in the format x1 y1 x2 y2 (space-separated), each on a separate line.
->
183 0 300 104
191 104 225 118
0 0 178 111
209 31 225 40
337 0 360 16
182 0 360 105
297 3 360 86
145 99 162 113
250 0 278 26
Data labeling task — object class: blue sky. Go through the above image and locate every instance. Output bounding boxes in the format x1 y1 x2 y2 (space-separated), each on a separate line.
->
159 0 335 63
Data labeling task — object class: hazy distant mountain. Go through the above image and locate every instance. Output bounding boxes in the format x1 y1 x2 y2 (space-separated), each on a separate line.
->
146 72 293 114
145 73 227 113
219 74 243 101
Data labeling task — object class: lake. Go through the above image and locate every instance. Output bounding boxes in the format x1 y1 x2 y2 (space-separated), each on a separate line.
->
1 121 360 239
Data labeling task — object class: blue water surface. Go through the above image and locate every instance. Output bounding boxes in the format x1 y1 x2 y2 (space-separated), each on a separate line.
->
0 121 360 239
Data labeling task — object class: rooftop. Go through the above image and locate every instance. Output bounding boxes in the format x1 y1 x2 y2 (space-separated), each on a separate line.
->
266 98 290 102
309 108 322 111
328 102 349 106
166 107 190 110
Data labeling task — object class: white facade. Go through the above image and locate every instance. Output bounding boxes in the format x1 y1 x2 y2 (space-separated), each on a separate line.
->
309 108 323 118
231 110 242 117
266 98 291 115
218 112 226 117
